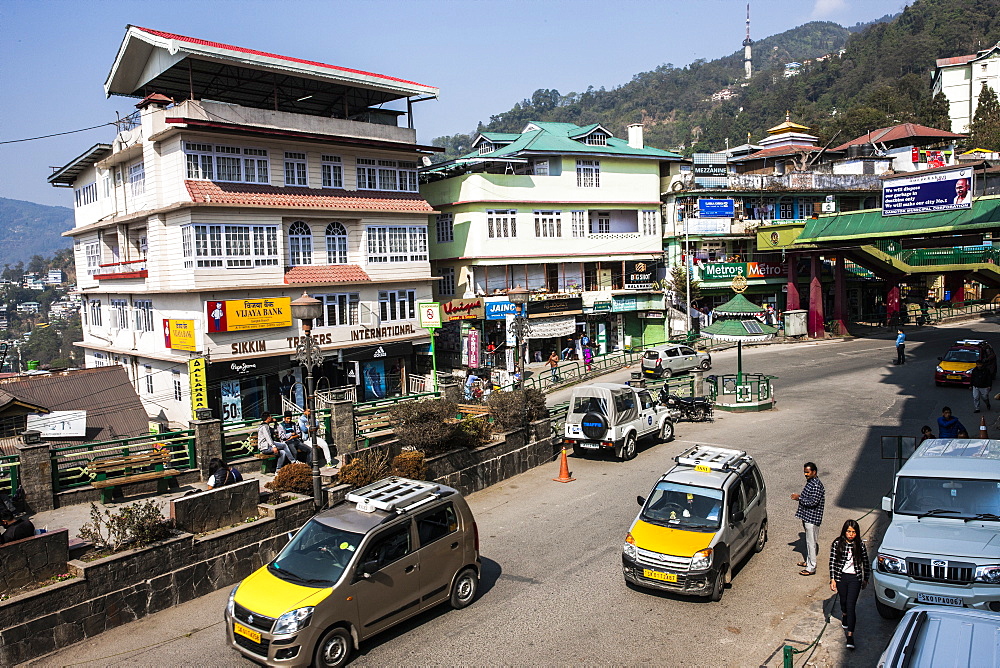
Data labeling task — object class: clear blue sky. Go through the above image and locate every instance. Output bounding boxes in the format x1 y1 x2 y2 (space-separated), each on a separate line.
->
1 0 909 207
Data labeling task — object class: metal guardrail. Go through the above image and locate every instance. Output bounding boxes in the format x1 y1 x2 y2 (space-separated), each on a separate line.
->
707 373 776 404
872 240 1000 267
49 430 195 492
0 455 19 495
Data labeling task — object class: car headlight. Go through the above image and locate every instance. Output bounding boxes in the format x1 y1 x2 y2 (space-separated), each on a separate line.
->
623 532 637 560
272 606 314 635
975 564 1000 584
690 548 713 571
877 553 906 574
936 366 944 373
226 585 238 617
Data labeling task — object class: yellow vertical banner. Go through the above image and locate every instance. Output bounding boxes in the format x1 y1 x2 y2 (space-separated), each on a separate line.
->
188 358 209 419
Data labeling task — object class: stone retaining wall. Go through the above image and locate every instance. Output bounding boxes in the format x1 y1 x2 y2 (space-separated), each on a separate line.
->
0 529 69 591
169 479 260 534
0 495 313 665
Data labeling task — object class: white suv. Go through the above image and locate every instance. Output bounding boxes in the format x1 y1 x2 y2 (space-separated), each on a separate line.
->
563 383 674 460
641 344 712 378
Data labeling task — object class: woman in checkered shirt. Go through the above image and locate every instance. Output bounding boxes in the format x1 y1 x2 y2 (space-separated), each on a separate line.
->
829 519 871 650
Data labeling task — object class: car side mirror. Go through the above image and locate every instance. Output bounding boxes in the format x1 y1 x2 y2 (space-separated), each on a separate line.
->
731 510 745 524
359 559 379 579
881 496 892 512
637 495 646 506
286 531 296 543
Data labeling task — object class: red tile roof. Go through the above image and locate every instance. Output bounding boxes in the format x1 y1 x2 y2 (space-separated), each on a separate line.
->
185 181 435 213
284 266 371 284
936 54 977 67
831 123 966 151
732 144 824 162
134 26 431 89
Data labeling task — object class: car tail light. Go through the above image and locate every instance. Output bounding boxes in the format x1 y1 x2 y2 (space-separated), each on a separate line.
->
656 359 662 367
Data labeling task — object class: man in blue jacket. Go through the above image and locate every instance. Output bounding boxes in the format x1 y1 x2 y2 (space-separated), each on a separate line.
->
895 329 906 365
937 406 966 438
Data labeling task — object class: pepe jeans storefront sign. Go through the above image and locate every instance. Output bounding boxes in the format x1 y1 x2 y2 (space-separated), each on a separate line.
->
702 262 786 281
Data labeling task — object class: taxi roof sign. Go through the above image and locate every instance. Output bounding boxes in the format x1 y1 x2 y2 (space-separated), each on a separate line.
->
345 477 441 513
675 445 749 472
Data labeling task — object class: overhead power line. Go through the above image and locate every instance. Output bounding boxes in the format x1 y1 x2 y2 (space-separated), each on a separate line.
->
0 121 118 146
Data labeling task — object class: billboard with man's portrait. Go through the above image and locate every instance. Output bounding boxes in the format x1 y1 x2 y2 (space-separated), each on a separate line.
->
882 167 974 216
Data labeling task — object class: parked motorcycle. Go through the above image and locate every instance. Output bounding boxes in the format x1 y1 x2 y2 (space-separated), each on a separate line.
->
658 389 714 422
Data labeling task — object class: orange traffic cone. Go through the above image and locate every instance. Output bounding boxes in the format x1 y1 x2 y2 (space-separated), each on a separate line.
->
553 448 576 483
980 416 988 439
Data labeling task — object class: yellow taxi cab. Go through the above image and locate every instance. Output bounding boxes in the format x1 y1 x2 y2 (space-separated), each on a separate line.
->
935 339 997 387
225 478 480 667
622 445 767 601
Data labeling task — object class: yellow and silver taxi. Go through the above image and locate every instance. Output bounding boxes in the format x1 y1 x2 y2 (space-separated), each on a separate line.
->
622 445 767 601
225 477 480 667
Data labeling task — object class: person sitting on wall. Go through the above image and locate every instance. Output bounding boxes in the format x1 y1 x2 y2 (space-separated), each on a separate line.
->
277 411 312 464
257 413 297 470
0 508 35 544
298 408 334 467
206 457 244 489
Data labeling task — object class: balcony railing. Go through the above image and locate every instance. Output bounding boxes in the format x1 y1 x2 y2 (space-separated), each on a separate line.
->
871 241 1000 267
93 258 147 280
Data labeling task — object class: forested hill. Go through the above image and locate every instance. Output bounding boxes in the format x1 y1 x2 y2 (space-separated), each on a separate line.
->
0 197 73 267
432 0 1000 158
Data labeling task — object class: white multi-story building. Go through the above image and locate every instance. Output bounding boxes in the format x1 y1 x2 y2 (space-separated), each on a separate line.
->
421 122 683 366
49 26 441 426
933 42 1000 133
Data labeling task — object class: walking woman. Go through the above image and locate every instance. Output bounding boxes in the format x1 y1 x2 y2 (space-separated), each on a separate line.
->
829 519 871 650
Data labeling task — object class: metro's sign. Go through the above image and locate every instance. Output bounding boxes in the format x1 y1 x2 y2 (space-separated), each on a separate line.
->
702 262 786 280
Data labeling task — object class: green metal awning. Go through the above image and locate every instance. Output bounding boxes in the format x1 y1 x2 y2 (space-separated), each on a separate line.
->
797 196 1000 244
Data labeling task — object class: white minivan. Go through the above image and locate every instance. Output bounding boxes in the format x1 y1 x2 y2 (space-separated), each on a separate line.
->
874 438 1000 618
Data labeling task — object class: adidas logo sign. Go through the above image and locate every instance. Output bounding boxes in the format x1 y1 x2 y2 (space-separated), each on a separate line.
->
373 346 387 358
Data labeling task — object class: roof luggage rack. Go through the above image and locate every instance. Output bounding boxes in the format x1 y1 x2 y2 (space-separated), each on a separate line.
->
675 445 749 472
346 477 441 513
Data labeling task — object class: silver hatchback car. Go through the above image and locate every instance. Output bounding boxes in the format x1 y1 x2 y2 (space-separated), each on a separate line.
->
641 344 711 378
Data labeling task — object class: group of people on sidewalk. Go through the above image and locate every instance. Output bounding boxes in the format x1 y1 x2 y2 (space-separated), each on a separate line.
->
791 462 870 651
256 409 334 472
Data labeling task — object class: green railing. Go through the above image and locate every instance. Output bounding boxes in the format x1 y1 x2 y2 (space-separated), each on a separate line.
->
708 373 776 404
871 240 1000 267
849 301 1000 328
355 391 438 411
0 455 19 496
50 429 195 492
503 350 644 394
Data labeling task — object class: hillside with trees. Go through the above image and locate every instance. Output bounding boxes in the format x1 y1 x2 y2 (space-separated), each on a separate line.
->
433 0 1000 156
0 197 74 266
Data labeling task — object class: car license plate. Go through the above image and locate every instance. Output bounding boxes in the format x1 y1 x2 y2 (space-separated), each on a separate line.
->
947 375 963 380
916 593 963 607
580 442 600 449
234 622 261 644
642 569 677 582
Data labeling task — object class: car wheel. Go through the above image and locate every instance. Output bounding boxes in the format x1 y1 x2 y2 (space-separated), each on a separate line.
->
450 567 479 609
619 434 637 461
662 367 673 378
875 598 903 620
700 359 711 370
754 521 767 553
572 445 586 458
314 626 353 668
660 420 675 442
710 566 728 602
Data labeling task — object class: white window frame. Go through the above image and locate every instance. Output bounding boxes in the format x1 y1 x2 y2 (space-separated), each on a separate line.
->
571 211 587 238
145 365 154 395
531 159 549 176
356 158 377 190
534 210 561 238
172 370 183 402
357 158 418 192
487 210 516 238
325 222 348 264
92 352 108 367
642 210 659 236
128 162 145 197
584 132 608 146
478 142 494 155
183 142 269 184
284 152 308 186
366 226 427 263
288 221 313 266
110 299 129 330
315 293 360 327
85 243 100 276
182 224 279 268
378 289 416 321
593 211 611 234
576 160 600 188
436 213 454 243
439 267 455 296
134 299 154 332
74 182 97 207
321 155 343 189
89 299 102 327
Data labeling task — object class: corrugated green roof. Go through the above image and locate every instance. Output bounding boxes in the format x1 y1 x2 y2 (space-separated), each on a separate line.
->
457 122 682 161
701 318 777 339
713 293 766 315
797 196 1000 243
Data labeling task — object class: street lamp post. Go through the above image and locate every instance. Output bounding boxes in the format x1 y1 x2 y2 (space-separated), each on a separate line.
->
291 292 325 510
506 285 530 386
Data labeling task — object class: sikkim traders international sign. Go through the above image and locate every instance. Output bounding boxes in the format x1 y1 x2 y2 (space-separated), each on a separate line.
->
702 262 786 281
206 297 292 333
882 167 974 216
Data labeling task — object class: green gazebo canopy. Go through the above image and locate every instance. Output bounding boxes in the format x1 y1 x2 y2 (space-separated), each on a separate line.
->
711 293 768 317
702 293 777 343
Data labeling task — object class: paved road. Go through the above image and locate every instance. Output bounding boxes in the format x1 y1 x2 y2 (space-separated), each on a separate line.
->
25 319 999 667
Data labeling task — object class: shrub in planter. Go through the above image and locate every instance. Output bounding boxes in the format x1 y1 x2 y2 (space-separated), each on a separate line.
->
390 450 428 480
452 415 493 449
488 389 548 431
389 399 460 455
78 500 175 552
265 462 313 495
338 448 390 488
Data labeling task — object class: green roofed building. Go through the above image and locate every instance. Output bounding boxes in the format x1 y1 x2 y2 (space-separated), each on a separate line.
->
420 122 686 374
